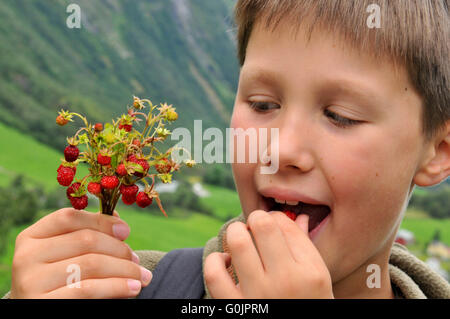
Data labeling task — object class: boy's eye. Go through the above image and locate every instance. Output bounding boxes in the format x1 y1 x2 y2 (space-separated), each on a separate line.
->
248 101 280 112
324 109 362 128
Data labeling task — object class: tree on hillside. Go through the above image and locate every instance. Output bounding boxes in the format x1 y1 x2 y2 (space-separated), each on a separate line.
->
0 175 40 255
409 186 450 219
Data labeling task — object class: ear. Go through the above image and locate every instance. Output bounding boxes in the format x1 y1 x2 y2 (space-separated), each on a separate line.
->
413 121 450 187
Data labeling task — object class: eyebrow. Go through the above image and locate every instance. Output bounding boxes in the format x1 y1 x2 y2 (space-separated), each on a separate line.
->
239 69 282 88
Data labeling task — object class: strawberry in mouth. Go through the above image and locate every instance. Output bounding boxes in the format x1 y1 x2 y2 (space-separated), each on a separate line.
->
261 195 331 233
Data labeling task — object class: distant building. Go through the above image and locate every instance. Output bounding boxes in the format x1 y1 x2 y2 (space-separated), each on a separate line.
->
427 241 450 261
395 229 415 246
154 180 179 193
192 182 210 198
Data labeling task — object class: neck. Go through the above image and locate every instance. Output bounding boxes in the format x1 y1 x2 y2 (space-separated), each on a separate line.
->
332 244 395 299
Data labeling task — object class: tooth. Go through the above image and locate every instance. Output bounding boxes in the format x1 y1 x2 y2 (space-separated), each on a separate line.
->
274 198 286 204
286 200 299 206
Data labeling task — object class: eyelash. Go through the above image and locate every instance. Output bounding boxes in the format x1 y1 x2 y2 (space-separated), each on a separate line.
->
248 101 279 112
323 109 361 128
248 102 361 128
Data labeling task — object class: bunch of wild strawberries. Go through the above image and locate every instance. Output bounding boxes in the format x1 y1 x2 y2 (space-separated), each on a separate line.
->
56 96 195 216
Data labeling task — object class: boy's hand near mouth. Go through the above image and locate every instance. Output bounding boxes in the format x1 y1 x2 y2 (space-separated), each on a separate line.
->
204 210 334 298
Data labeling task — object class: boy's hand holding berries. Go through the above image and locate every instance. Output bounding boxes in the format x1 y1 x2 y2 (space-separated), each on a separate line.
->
10 208 152 298
9 96 194 299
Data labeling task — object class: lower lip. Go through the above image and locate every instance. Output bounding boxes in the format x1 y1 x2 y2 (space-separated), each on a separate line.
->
305 213 330 241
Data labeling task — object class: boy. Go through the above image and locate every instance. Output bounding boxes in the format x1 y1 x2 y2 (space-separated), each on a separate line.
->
4 0 450 298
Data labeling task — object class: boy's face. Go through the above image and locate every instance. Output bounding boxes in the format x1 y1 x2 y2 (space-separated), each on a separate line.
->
230 20 427 287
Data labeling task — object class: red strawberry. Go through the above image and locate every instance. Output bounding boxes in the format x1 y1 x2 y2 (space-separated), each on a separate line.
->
70 195 88 210
56 115 68 126
120 184 139 198
64 145 79 162
97 154 111 166
155 158 171 174
116 163 128 176
284 210 297 221
132 139 141 147
134 159 149 177
94 123 103 132
136 192 152 208
58 164 76 175
119 123 132 132
101 176 119 189
87 182 102 195
57 166 75 186
122 195 135 205
66 182 81 199
127 154 137 162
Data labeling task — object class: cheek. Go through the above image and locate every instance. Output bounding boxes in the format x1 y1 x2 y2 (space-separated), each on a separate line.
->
231 162 256 216
328 125 419 216
230 103 260 217
322 129 419 277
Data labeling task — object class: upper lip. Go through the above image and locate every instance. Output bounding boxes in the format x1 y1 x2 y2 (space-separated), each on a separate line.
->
259 186 330 207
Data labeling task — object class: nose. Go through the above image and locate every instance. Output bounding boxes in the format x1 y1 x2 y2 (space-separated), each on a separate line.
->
262 120 315 174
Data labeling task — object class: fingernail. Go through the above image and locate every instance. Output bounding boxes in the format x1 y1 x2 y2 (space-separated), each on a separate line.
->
132 251 140 264
141 267 152 285
113 223 130 240
127 279 141 293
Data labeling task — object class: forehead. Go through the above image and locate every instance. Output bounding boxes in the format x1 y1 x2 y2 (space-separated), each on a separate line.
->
244 15 407 76
241 18 413 96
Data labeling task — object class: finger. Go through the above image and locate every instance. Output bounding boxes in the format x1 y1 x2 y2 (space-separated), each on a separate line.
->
112 211 120 218
44 277 143 299
38 253 152 293
225 221 264 288
271 212 323 264
246 210 293 273
35 229 135 263
296 214 309 234
204 252 241 299
26 208 130 241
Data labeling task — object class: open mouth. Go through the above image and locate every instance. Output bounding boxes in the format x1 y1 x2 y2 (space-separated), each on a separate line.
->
261 195 331 233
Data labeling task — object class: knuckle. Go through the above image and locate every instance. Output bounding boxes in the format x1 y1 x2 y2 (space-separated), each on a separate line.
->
249 212 274 233
56 208 77 227
12 243 33 268
309 269 331 290
79 253 101 274
227 231 249 251
15 230 27 246
77 229 98 250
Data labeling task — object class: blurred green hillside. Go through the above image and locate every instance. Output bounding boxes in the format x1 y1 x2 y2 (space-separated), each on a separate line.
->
0 0 239 151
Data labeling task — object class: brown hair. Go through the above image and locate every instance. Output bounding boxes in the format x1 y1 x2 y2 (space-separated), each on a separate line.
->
233 0 449 142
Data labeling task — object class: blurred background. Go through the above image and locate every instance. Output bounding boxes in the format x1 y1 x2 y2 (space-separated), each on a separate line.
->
0 0 448 295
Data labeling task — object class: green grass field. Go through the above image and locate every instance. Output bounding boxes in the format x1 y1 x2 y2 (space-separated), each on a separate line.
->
400 215 450 246
0 122 89 190
199 184 242 220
